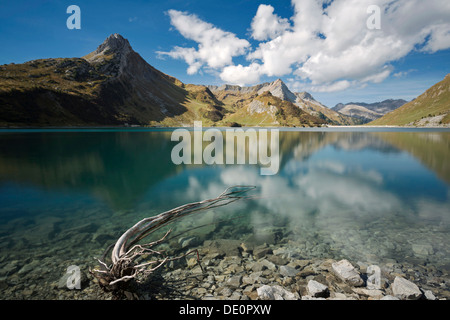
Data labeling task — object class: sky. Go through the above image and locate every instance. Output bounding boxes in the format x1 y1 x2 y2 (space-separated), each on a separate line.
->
0 0 450 108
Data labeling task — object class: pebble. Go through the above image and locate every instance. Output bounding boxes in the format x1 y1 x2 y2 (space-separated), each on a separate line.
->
257 285 298 300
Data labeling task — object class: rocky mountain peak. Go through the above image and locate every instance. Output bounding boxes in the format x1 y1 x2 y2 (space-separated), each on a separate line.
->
83 34 143 78
295 92 317 103
258 79 297 103
96 33 132 56
84 34 133 66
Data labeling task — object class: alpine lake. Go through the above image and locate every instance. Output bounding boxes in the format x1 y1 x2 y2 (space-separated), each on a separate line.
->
0 127 449 299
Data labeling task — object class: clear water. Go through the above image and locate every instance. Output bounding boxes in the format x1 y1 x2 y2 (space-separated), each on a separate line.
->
0 128 449 299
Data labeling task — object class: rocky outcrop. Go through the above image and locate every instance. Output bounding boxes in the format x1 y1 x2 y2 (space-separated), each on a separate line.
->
257 79 298 103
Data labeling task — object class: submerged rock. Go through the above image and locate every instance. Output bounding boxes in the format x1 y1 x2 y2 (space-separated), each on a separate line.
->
203 239 241 257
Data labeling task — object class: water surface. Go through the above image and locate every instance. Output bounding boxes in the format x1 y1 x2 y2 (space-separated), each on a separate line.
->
0 128 449 299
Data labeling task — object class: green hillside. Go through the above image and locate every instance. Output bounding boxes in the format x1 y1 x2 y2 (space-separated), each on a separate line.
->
369 74 450 126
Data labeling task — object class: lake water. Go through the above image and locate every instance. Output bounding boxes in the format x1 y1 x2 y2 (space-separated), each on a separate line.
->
0 128 449 299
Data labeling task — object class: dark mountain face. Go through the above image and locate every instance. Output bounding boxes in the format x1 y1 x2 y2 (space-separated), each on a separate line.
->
0 34 189 127
83 33 189 123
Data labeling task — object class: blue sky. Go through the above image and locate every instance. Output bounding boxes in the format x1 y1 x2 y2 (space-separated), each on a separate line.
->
1 0 449 108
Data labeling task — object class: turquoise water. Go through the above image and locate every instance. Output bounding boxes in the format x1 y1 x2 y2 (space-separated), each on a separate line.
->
0 128 449 299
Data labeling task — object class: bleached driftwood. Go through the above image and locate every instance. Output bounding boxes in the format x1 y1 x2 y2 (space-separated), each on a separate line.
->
90 186 255 292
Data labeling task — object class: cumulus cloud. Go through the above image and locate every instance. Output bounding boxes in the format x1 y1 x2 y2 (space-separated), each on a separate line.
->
250 4 291 41
159 0 450 91
220 63 263 86
157 10 250 74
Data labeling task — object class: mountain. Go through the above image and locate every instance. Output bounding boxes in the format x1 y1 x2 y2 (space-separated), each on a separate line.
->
208 79 358 126
221 90 327 127
369 75 450 127
0 34 327 128
333 99 407 124
207 80 326 126
0 34 195 126
294 92 361 125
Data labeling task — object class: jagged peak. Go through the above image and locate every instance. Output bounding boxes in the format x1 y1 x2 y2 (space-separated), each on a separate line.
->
258 78 297 103
273 78 284 85
84 34 133 64
98 34 131 53
296 91 316 102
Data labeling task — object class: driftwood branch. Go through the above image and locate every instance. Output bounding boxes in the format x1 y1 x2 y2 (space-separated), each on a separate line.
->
90 186 255 293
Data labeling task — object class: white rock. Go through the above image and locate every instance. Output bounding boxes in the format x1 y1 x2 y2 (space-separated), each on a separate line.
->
329 292 358 300
332 259 364 287
257 285 298 300
352 288 384 298
301 296 326 300
307 280 329 298
392 276 422 300
381 295 400 300
424 290 437 300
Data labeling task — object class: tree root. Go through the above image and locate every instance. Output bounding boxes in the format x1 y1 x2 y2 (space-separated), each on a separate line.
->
90 186 255 297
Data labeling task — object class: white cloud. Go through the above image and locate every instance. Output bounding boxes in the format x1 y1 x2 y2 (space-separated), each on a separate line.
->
308 80 353 93
250 4 291 41
160 1 450 91
220 63 263 86
156 10 250 75
421 24 450 53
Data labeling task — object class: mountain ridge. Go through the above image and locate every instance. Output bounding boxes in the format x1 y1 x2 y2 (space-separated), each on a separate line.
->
207 79 361 125
368 74 450 127
0 33 434 128
333 99 408 124
0 34 330 127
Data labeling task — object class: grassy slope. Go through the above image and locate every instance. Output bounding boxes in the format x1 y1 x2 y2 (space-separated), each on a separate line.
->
369 75 450 126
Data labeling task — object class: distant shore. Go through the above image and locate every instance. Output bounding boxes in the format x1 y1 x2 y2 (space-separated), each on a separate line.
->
0 125 449 130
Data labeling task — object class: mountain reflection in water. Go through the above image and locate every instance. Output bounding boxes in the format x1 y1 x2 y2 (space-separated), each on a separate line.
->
0 129 449 283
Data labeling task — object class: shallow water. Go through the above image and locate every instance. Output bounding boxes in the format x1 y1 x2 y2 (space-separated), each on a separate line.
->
0 128 449 299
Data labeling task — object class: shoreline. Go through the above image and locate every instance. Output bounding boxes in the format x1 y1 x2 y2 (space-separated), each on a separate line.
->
1 125 449 131
45 240 450 301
